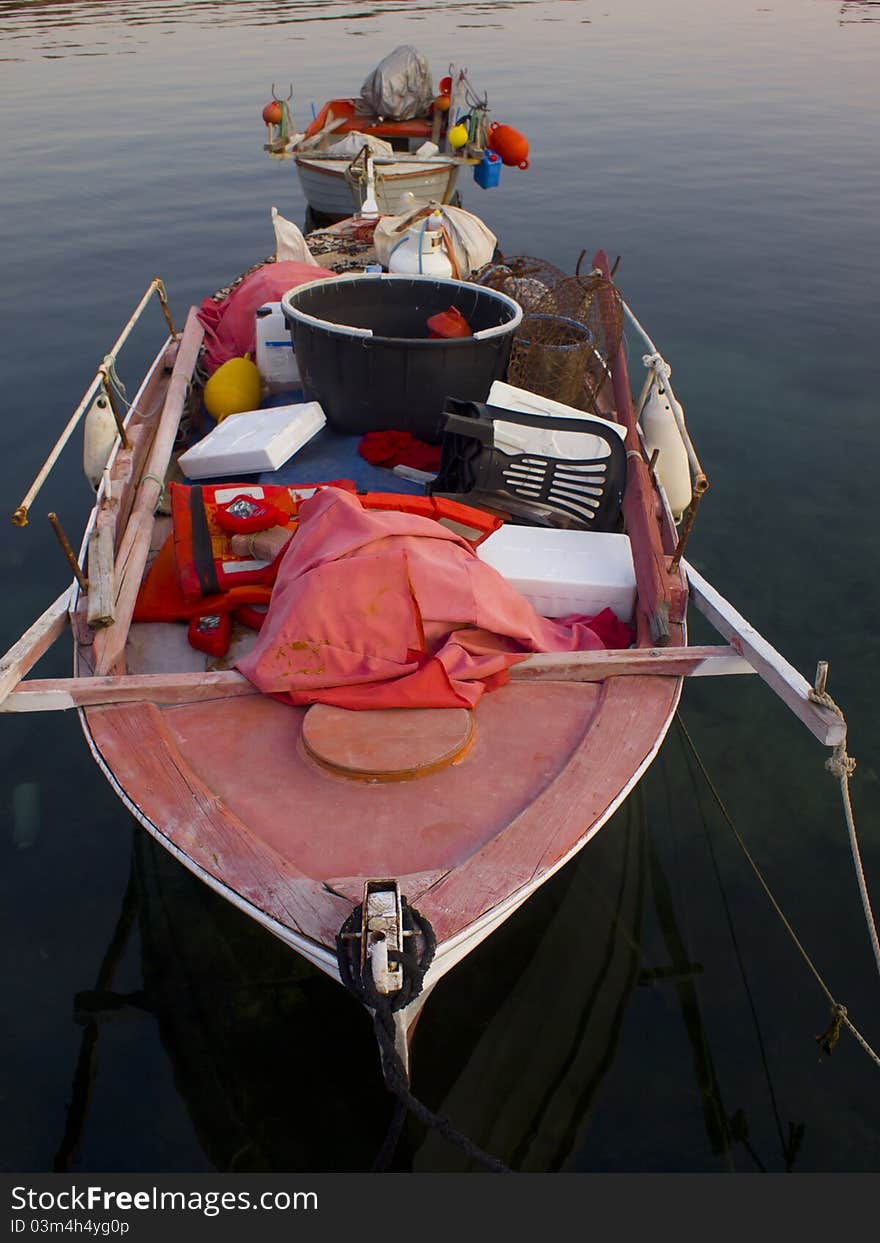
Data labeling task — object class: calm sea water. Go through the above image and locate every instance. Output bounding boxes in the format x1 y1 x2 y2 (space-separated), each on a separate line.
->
1 0 878 1174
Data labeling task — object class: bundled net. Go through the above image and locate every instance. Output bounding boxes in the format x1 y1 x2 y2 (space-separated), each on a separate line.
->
476 256 623 413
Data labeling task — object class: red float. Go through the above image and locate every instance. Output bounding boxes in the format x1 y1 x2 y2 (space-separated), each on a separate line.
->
487 122 530 170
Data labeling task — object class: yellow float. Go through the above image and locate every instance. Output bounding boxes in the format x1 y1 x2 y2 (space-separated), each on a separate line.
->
203 356 261 422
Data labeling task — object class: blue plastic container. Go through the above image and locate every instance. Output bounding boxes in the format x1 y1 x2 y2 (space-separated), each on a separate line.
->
473 149 502 190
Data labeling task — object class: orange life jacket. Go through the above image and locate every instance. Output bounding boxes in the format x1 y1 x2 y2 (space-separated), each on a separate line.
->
133 483 501 632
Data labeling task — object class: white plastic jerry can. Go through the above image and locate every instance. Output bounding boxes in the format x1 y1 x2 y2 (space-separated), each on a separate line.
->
388 210 454 278
641 380 693 519
255 302 301 392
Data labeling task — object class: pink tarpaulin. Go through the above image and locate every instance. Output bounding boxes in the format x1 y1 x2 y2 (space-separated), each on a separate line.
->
197 261 335 375
236 487 634 710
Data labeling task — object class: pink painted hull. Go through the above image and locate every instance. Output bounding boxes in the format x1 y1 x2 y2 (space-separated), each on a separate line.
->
82 653 682 982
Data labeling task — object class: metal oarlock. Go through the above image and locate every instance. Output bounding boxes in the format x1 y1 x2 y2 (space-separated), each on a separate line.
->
97 371 130 450
48 513 88 592
669 482 707 574
814 660 829 698
155 279 177 338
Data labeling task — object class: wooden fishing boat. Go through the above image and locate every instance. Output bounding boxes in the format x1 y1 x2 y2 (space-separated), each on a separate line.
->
0 222 848 1163
262 53 514 222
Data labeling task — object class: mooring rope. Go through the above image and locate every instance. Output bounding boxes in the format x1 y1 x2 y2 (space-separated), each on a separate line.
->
368 995 511 1173
808 687 880 980
336 901 511 1172
675 714 880 1070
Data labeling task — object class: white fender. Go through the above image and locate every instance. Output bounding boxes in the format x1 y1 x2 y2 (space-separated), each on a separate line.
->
83 393 118 490
641 381 692 519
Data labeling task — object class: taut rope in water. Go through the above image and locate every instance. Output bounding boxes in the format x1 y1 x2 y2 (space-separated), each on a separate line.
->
675 715 880 1071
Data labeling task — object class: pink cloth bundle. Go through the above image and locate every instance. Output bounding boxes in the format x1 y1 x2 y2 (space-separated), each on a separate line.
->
236 487 633 710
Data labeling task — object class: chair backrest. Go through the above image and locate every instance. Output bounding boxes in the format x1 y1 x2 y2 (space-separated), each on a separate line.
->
428 398 628 532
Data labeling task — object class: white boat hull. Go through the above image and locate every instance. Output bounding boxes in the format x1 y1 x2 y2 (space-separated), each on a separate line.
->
295 156 460 220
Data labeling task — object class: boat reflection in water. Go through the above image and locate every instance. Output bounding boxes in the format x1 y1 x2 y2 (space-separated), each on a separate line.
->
57 793 649 1173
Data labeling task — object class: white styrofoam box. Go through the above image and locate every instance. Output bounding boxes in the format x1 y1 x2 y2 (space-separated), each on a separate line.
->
256 302 300 389
488 379 625 460
477 524 637 622
178 402 325 479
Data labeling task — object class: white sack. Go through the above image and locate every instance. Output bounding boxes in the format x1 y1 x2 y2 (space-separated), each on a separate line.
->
373 204 497 278
271 206 320 266
327 131 395 159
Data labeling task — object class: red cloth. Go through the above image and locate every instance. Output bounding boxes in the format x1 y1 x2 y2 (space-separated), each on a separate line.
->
197 261 335 374
236 487 634 710
358 430 442 473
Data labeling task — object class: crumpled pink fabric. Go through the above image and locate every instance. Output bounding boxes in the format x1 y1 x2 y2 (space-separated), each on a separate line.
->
197 261 335 374
236 487 634 710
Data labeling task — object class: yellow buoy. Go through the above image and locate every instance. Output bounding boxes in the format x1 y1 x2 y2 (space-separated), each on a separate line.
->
203 356 261 422
448 122 469 150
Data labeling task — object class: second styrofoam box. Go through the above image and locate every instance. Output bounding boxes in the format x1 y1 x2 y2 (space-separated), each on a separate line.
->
477 525 637 621
178 402 325 479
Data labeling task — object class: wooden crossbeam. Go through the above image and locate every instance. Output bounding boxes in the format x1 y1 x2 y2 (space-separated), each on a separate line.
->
1 646 751 714
0 670 258 713
509 644 753 682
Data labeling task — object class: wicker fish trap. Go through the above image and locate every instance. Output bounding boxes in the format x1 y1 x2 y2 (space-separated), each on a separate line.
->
477 257 623 413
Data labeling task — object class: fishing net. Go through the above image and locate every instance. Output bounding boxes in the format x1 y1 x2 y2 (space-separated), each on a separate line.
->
477 256 623 413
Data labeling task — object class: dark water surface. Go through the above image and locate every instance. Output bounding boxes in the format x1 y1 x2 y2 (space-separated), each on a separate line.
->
1 0 878 1174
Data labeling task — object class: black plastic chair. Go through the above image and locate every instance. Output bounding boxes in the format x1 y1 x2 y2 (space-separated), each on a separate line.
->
428 398 627 531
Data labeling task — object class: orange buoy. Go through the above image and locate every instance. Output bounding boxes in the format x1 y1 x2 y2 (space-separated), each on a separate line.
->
488 122 530 169
262 101 283 126
427 307 473 339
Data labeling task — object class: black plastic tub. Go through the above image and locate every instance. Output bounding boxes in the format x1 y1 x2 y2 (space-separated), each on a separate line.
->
280 274 523 443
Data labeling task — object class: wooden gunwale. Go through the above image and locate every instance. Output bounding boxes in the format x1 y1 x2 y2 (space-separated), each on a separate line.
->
593 248 687 644
92 308 204 677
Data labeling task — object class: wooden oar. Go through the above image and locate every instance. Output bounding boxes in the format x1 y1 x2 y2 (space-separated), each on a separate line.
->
683 560 845 746
0 586 73 707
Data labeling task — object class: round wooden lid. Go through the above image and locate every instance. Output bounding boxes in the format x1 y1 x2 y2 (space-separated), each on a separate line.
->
301 704 475 781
